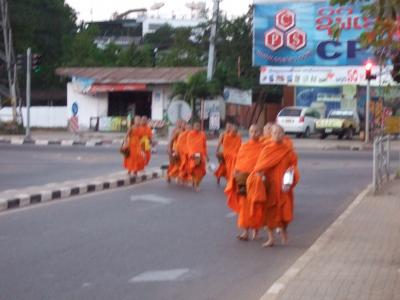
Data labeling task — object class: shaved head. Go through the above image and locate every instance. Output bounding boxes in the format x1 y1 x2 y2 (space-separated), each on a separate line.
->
263 122 274 137
249 124 261 140
271 124 285 143
193 122 201 131
134 115 141 126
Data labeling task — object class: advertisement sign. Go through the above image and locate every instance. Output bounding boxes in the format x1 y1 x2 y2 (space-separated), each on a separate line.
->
260 66 395 86
209 112 221 130
253 2 373 66
296 86 342 116
203 100 221 119
223 88 252 106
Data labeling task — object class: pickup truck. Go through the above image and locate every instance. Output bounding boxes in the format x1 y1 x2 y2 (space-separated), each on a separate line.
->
315 110 360 140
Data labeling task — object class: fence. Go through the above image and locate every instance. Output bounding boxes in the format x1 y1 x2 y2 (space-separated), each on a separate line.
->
373 135 391 193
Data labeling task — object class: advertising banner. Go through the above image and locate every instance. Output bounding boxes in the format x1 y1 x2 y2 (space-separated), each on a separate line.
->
253 2 373 66
260 66 395 86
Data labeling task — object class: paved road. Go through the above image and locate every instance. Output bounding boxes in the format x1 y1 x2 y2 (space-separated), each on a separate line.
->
0 150 373 300
0 144 170 192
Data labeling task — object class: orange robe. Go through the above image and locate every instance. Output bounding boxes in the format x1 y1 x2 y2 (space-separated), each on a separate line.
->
215 132 242 181
124 126 145 173
139 125 153 165
186 130 207 185
167 128 181 179
176 130 190 182
247 137 300 229
224 139 264 229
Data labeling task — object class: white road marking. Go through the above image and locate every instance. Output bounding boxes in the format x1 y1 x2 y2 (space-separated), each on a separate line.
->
129 269 189 283
130 194 173 205
82 282 92 288
266 283 285 295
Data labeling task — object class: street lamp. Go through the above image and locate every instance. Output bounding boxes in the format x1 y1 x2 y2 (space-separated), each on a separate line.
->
364 61 376 143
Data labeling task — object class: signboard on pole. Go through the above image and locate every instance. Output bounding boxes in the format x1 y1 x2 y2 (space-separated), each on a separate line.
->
223 87 252 106
209 112 221 130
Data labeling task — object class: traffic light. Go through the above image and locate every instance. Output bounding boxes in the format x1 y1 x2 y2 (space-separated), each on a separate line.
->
31 54 42 73
365 61 376 80
16 54 26 72
391 53 400 83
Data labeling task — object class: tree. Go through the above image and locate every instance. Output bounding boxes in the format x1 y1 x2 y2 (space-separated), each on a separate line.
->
330 0 400 81
9 0 77 88
171 71 219 120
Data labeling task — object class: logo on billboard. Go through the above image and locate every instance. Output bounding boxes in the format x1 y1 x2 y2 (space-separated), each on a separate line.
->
264 9 307 52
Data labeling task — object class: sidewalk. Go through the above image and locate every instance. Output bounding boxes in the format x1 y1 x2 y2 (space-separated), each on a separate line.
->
260 179 400 300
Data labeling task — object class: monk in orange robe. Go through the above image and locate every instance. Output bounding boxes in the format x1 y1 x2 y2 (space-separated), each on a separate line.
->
186 122 208 191
177 123 192 184
167 120 185 182
139 116 153 166
224 125 264 241
124 116 145 175
215 123 242 184
247 124 300 247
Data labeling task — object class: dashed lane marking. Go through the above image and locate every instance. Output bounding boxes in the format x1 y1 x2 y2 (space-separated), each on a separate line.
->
129 269 189 283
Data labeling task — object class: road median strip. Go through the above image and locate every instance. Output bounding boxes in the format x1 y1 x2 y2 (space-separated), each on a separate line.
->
0 168 163 213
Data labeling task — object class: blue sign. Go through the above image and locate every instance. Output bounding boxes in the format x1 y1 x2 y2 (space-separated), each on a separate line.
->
72 102 78 116
253 2 374 66
296 86 342 116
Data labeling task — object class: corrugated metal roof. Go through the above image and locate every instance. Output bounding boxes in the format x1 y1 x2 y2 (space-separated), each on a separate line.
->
56 67 205 84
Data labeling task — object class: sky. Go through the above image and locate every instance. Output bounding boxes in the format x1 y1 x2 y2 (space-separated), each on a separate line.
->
65 0 253 22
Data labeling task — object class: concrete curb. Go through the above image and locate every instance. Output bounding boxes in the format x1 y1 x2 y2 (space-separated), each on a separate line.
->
0 138 215 147
0 169 163 213
258 183 373 300
0 138 122 147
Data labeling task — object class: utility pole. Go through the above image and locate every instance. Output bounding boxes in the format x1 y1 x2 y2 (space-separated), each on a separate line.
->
26 47 31 139
0 0 21 123
207 0 219 81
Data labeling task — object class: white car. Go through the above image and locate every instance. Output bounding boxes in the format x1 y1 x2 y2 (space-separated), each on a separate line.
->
276 106 321 138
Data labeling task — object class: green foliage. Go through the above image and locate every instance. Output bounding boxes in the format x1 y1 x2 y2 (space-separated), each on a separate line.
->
9 0 77 88
330 0 400 62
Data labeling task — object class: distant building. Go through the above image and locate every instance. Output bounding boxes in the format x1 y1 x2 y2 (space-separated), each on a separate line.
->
88 8 206 49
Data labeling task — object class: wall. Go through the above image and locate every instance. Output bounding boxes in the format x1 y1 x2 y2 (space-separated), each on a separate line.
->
0 107 68 128
151 85 175 121
67 83 108 130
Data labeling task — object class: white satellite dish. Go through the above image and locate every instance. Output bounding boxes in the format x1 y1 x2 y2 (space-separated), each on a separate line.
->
167 100 192 124
151 2 165 10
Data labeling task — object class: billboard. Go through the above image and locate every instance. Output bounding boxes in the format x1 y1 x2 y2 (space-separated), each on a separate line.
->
253 2 373 66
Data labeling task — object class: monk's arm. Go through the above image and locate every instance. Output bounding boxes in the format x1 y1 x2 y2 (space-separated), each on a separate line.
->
216 132 224 153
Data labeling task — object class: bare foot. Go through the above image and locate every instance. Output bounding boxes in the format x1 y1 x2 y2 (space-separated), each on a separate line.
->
237 232 249 241
251 230 260 240
262 239 274 247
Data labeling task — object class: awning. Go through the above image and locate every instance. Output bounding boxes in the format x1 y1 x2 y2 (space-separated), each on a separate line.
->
89 83 147 93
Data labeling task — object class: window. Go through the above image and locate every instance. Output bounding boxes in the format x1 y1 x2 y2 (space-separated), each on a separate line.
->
279 108 302 117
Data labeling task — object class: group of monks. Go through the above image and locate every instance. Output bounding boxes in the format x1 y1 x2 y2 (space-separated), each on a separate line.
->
168 120 300 247
167 120 209 192
221 122 300 247
125 116 300 247
123 115 153 175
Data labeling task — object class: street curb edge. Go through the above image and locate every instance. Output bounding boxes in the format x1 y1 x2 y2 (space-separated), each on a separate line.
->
0 169 163 213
